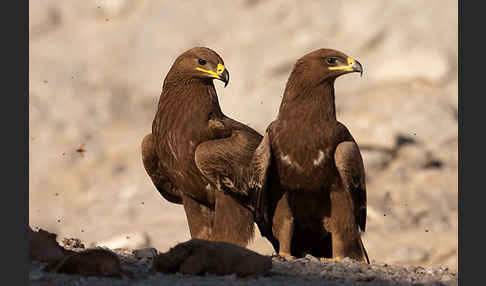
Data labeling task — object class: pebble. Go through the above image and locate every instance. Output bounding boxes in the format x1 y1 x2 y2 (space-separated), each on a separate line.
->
133 247 158 259
304 254 319 262
29 271 43 281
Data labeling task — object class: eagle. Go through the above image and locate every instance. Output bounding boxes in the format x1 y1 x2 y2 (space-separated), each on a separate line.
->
250 48 369 263
142 47 262 247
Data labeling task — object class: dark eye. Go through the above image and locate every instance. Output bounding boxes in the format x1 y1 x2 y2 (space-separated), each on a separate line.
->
326 57 337 65
198 59 207 65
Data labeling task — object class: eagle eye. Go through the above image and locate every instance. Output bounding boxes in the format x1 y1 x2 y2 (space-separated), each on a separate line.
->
326 57 337 65
198 59 207 65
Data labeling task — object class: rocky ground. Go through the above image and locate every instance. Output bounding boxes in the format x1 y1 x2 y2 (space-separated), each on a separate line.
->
29 0 458 276
29 245 458 286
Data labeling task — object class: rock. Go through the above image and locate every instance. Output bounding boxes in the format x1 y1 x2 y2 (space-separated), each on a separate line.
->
44 248 132 278
29 226 75 262
133 247 158 259
153 239 272 277
93 231 149 250
61 237 85 249
304 254 319 262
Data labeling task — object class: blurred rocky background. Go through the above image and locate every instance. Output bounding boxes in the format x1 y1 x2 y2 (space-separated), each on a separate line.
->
29 0 457 270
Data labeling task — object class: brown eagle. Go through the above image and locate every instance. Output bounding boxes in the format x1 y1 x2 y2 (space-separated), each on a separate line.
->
142 47 262 247
250 49 369 263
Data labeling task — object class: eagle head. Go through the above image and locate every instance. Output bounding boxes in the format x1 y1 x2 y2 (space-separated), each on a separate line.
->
295 48 363 84
168 47 230 87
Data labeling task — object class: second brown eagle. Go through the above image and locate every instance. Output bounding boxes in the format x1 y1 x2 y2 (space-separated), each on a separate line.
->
250 48 370 263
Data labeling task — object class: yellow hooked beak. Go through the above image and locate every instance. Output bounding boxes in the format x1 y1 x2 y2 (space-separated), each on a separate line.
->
196 63 230 87
328 57 363 76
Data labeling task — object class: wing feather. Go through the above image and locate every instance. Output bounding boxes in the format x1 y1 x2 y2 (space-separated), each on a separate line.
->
248 124 275 230
141 133 182 204
334 141 367 231
194 121 262 201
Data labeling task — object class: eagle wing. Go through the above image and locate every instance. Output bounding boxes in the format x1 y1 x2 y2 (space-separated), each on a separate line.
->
248 124 274 231
194 119 262 200
334 141 367 231
141 134 182 204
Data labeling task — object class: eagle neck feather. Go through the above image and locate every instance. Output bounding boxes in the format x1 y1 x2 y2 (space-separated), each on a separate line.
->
153 75 223 144
160 75 222 113
278 74 337 126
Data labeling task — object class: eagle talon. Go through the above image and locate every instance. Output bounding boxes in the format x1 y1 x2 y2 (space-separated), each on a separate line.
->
319 257 342 262
278 252 295 260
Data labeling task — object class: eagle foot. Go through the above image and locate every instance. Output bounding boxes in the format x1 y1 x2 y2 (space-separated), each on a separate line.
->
319 257 343 262
278 252 295 260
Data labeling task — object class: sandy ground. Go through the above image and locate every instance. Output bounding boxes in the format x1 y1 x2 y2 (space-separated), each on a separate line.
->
29 0 458 272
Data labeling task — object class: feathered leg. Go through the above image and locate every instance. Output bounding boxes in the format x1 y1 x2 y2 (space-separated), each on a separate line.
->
272 192 295 258
325 188 369 263
182 194 213 240
212 191 254 247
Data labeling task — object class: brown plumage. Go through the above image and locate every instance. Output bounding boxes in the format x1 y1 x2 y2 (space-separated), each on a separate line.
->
250 48 369 263
142 47 262 247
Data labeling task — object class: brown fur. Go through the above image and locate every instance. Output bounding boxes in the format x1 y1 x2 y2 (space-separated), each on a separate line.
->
250 49 369 263
142 47 262 247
